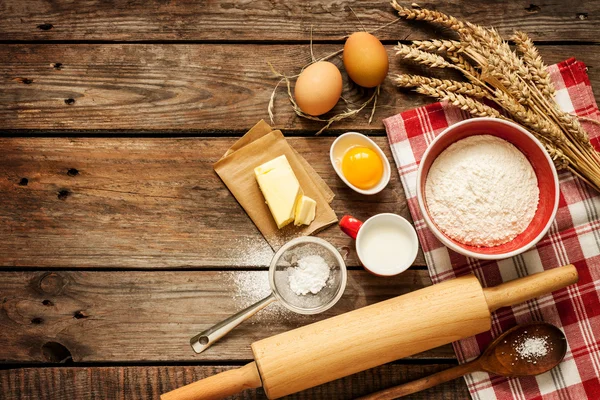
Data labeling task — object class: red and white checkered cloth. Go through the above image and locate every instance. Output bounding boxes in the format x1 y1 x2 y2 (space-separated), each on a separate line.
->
384 58 600 399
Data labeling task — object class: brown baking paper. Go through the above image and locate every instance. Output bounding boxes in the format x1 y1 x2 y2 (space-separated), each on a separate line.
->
214 120 337 249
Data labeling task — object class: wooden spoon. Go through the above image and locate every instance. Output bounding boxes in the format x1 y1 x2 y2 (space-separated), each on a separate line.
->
358 322 567 400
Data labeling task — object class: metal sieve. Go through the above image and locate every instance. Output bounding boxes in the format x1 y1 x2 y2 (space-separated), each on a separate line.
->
190 236 347 354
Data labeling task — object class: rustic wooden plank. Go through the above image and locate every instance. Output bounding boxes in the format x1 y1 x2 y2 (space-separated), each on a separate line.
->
0 137 422 269
1 44 598 133
0 364 469 399
0 0 597 42
0 270 458 362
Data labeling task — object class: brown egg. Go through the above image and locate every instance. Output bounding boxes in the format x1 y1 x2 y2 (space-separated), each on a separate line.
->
294 61 343 116
343 32 389 88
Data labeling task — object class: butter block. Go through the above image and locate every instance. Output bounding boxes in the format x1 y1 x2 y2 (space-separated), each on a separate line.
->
294 195 316 226
255 155 303 229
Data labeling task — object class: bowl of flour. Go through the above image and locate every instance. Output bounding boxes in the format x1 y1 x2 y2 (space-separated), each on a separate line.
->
416 118 559 260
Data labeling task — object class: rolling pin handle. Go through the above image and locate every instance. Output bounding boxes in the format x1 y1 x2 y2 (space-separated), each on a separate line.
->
160 362 262 400
483 264 578 312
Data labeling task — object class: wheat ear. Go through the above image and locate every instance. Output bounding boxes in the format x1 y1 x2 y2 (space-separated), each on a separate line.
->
461 37 530 104
392 4 600 190
390 0 465 32
512 31 555 98
416 84 503 118
395 74 488 98
411 39 461 53
493 89 566 145
466 25 531 80
395 43 457 69
556 109 591 144
410 39 473 78
447 52 479 78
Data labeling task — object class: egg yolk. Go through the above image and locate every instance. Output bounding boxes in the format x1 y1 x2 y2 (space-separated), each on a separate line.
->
341 146 384 189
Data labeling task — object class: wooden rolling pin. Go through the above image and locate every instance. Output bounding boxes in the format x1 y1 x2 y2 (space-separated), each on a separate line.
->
161 264 578 400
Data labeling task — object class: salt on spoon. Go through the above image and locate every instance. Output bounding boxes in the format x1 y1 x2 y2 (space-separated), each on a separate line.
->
358 322 567 400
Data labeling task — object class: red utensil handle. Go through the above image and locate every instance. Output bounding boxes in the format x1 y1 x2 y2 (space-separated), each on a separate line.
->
339 215 363 239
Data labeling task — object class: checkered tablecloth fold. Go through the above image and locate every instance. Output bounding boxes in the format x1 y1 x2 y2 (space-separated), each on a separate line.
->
384 58 600 399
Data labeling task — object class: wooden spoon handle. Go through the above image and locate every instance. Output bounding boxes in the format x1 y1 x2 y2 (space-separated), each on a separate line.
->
356 360 480 400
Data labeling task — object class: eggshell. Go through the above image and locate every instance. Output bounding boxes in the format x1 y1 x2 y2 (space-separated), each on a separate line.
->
294 61 343 116
343 32 389 88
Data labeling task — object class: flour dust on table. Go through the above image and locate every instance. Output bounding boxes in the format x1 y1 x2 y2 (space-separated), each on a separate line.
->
425 135 539 247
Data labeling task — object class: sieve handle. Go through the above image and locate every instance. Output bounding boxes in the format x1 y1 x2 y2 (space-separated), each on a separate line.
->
190 293 277 354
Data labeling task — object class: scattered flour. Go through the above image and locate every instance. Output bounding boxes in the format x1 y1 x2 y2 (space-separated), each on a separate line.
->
288 255 330 295
425 135 539 247
230 237 273 267
226 271 294 324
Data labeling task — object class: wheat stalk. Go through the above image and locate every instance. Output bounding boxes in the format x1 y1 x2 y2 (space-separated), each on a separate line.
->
466 24 531 81
460 34 531 104
416 84 503 118
392 2 600 191
493 89 566 145
409 39 478 81
447 52 479 78
268 78 285 125
395 44 456 69
512 31 555 98
395 74 488 98
556 109 591 144
547 146 571 169
390 0 465 32
411 39 461 53
395 43 483 84
523 77 592 146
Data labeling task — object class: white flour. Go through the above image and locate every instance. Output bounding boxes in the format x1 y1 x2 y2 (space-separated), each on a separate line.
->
425 135 539 247
288 255 330 295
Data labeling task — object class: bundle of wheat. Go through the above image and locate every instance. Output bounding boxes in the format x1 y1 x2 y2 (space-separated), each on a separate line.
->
391 0 600 191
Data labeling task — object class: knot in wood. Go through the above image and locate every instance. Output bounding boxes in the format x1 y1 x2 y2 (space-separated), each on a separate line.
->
39 272 66 295
42 342 72 363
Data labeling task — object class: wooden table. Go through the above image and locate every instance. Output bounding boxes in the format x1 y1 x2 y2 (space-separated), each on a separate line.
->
0 1 598 399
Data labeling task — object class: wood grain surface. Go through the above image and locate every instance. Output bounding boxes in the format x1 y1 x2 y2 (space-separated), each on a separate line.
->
0 270 459 362
0 364 469 400
0 0 598 42
4 2 594 398
1 44 598 133
0 136 422 269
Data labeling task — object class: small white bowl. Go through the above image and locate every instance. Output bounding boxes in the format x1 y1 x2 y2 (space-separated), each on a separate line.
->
340 213 419 276
330 132 391 195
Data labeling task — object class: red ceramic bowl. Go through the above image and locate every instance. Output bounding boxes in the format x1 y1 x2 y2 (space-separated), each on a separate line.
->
416 118 559 260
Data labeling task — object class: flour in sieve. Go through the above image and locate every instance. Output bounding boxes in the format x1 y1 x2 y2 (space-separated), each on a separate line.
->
425 135 539 247
288 255 330 295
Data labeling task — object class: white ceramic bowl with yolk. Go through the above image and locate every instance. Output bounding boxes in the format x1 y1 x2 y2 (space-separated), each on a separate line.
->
330 132 391 195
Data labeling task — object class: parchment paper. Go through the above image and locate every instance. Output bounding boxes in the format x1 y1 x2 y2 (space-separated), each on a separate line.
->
214 120 337 249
